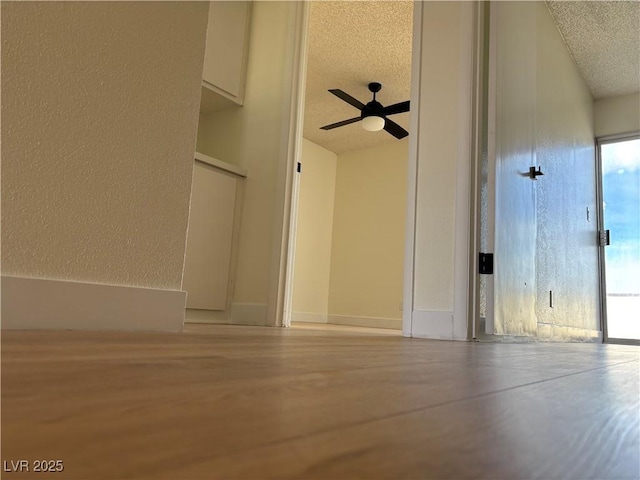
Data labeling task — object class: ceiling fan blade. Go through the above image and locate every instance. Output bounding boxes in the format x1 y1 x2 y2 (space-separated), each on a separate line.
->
329 89 365 110
382 100 410 116
320 116 362 130
384 118 409 139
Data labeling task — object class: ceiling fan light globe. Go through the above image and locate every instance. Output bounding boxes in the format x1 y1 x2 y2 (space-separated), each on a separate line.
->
362 115 385 132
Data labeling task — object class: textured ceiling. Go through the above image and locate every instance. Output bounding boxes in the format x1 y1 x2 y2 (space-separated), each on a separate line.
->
545 1 640 100
303 1 640 154
303 1 413 154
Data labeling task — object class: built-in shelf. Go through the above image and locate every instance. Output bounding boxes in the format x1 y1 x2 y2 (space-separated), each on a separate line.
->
194 151 247 178
200 82 242 114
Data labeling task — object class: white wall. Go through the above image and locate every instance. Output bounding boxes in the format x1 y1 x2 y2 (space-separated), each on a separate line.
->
1 2 208 330
491 1 538 336
594 93 640 138
194 2 300 325
408 1 475 339
291 140 337 321
328 141 408 325
408 0 600 341
490 1 599 340
534 1 599 339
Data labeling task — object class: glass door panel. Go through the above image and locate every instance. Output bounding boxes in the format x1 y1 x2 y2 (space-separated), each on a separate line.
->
600 137 640 341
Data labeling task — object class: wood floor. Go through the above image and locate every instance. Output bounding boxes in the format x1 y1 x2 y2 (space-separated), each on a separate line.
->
2 324 639 479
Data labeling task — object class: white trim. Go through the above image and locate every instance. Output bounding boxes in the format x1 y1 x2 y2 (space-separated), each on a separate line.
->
405 2 478 341
484 1 499 336
596 132 640 143
194 151 247 178
411 310 455 340
1 276 186 331
185 309 229 325
468 2 487 340
230 302 267 326
403 0 424 338
282 161 302 328
268 1 309 328
595 133 639 343
328 314 402 331
452 2 477 341
595 140 607 341
291 312 328 324
537 323 603 343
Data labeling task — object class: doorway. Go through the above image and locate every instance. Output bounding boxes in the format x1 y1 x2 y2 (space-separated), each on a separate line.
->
598 135 640 343
284 1 413 332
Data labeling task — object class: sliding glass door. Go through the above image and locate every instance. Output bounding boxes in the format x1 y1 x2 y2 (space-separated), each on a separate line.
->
598 136 640 342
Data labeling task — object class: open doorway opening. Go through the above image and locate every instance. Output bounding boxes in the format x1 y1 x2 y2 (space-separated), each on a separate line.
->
285 1 413 333
597 135 640 344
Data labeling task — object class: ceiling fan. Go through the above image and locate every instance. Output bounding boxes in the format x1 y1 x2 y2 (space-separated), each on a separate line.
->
320 82 410 139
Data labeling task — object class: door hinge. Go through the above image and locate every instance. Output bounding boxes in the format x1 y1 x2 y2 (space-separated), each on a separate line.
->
598 230 610 247
479 253 494 275
297 162 302 173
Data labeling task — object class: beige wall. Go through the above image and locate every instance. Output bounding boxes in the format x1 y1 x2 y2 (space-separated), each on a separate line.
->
291 140 337 318
1 1 208 290
195 2 298 315
594 93 640 138
292 139 407 325
328 141 408 322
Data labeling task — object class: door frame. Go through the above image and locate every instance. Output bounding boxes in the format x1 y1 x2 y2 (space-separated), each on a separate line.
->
403 1 483 340
266 1 310 328
596 132 640 344
276 1 482 338
278 1 418 332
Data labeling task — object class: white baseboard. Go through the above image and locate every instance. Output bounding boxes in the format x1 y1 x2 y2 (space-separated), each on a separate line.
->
291 312 328 324
537 323 602 342
185 309 230 325
327 314 402 330
230 303 267 326
1 275 186 332
411 310 459 340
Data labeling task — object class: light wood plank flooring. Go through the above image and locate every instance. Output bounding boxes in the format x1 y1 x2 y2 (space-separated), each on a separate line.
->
2 324 639 479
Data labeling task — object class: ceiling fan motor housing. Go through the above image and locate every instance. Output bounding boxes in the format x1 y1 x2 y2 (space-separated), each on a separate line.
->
361 100 384 119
